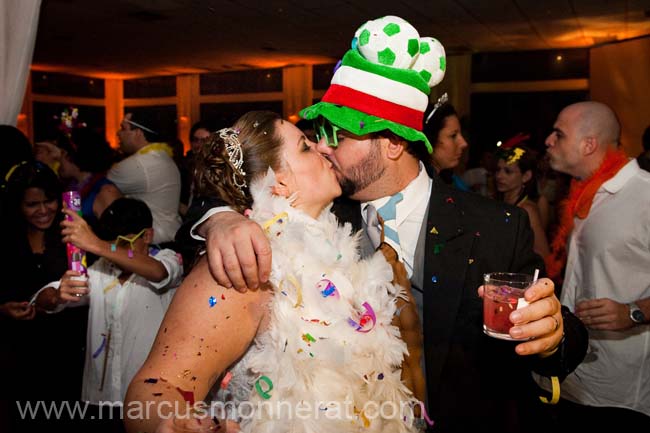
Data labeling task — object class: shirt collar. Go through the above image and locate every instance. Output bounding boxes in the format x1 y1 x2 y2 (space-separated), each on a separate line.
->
362 162 432 224
601 158 635 194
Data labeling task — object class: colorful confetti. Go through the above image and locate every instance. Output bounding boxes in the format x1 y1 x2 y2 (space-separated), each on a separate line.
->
220 371 233 390
255 376 273 400
92 335 107 359
433 243 444 254
176 387 195 405
144 378 158 384
468 259 474 264
302 333 316 343
430 227 439 235
317 279 339 298
446 197 455 204
208 296 217 307
431 276 438 283
348 302 377 333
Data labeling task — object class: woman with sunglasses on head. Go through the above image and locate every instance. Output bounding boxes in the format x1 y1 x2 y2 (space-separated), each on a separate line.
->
34 197 183 431
125 111 423 433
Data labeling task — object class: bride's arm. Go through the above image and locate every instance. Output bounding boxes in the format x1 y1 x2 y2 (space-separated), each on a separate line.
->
124 256 270 433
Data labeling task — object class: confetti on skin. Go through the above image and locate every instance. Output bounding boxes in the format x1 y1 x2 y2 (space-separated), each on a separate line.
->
431 276 438 283
221 294 225 300
144 378 158 384
176 387 195 405
152 393 162 396
255 376 273 400
430 227 438 235
336 253 342 261
302 333 316 343
378 373 384 380
208 296 217 307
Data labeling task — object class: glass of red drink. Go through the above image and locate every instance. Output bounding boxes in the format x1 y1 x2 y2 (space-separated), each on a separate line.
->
483 272 533 340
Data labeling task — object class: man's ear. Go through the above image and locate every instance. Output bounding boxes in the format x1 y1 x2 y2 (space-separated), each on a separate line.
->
582 136 599 156
385 137 407 160
143 228 154 244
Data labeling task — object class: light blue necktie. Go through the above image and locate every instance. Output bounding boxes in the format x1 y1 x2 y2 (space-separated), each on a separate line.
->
377 192 403 246
366 192 403 259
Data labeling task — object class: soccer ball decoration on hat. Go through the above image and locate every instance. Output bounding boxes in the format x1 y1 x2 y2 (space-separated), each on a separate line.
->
301 15 447 153
412 37 446 86
353 15 421 68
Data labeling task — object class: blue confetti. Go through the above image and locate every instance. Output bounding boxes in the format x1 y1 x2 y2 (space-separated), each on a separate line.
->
208 296 217 307
431 276 438 283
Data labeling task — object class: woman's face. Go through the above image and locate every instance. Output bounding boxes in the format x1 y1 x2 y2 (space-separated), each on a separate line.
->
432 114 468 171
274 120 341 217
21 187 59 230
57 151 80 180
495 159 530 194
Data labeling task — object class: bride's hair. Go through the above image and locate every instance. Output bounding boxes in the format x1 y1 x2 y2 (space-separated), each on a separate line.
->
193 111 284 213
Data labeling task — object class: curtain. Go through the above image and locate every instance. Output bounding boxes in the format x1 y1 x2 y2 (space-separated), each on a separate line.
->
590 37 650 157
0 0 41 126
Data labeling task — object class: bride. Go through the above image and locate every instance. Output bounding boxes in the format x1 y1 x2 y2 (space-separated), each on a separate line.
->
124 111 423 433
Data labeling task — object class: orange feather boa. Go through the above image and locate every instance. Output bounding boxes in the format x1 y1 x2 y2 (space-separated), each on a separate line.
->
545 150 629 281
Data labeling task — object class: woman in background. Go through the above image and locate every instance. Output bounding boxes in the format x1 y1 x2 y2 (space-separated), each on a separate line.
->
494 142 550 257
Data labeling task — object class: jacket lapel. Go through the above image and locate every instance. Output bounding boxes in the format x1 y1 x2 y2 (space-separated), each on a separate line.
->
422 180 476 390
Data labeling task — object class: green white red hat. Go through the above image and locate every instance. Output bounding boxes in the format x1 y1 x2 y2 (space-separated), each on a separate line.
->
301 15 446 153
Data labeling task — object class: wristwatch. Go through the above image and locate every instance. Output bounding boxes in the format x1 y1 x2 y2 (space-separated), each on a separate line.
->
628 302 646 324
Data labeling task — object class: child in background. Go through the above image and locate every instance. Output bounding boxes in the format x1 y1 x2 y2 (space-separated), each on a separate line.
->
35 198 182 408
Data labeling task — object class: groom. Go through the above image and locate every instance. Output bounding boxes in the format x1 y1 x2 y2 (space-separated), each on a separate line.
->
180 16 587 432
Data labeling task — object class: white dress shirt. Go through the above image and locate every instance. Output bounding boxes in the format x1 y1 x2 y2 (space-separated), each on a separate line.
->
361 162 432 280
76 249 182 403
108 145 182 244
553 160 650 416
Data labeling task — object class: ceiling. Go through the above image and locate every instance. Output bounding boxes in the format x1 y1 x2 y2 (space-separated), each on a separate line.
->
32 0 650 78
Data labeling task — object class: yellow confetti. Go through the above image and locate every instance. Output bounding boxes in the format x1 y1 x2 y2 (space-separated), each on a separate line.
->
430 227 439 235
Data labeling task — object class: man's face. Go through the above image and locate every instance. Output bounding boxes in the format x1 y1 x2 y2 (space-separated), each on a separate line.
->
117 113 138 154
545 105 584 178
315 128 386 200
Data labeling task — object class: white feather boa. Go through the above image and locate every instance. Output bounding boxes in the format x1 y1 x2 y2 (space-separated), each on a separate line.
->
222 170 418 433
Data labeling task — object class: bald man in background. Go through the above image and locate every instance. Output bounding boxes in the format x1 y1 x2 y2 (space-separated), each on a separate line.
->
540 101 650 428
